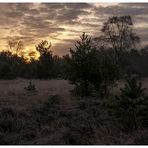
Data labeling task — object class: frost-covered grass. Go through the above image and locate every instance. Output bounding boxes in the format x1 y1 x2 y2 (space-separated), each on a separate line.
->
0 79 147 145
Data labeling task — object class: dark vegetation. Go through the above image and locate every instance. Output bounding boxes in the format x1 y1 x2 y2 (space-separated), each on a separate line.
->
24 80 36 91
0 16 148 144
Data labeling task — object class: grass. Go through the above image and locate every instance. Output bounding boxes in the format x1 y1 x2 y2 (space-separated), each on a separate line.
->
0 78 148 144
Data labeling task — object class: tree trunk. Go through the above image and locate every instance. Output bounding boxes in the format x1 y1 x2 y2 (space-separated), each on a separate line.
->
84 79 88 96
104 80 107 98
132 107 137 131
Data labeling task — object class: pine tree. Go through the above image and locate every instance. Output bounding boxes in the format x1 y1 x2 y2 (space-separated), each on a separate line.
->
36 40 54 78
100 51 119 98
65 33 101 96
109 74 148 132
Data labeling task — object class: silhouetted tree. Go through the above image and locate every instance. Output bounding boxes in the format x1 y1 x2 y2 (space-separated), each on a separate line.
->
36 40 51 56
65 33 101 96
0 51 26 79
52 55 63 78
109 74 147 132
36 40 54 78
99 50 119 98
7 39 24 55
100 16 140 59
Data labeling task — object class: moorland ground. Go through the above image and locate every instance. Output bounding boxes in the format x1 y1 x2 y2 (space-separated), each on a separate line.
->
0 79 148 144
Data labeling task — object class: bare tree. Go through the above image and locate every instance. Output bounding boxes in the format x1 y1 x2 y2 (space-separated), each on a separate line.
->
36 40 51 56
7 39 24 55
95 16 140 58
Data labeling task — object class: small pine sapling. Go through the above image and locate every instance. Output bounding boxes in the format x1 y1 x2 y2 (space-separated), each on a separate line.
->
109 74 147 132
24 80 36 91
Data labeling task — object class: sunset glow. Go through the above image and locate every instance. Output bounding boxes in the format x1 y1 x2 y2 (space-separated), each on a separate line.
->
0 3 148 58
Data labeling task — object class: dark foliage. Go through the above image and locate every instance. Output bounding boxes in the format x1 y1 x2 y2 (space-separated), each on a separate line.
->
0 15 148 144
0 41 63 79
24 80 36 91
101 16 140 59
109 74 148 132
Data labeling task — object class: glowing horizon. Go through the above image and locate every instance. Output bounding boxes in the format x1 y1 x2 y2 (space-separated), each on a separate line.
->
0 3 148 58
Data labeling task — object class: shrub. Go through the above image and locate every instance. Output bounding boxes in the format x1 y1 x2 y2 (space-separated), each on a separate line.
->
109 74 148 132
24 80 36 91
65 33 101 96
31 95 63 125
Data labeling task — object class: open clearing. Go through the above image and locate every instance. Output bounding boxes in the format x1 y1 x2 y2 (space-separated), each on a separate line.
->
0 78 148 110
0 79 148 144
0 79 73 109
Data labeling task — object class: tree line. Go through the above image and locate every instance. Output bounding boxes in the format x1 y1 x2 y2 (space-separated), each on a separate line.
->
0 15 148 133
0 16 147 79
0 40 64 79
0 16 148 82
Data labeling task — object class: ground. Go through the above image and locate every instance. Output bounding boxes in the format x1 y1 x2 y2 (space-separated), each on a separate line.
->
0 79 148 144
0 79 73 110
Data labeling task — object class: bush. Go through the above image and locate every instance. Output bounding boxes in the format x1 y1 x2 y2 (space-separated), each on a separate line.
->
24 80 36 91
31 95 64 125
108 74 148 132
126 129 148 144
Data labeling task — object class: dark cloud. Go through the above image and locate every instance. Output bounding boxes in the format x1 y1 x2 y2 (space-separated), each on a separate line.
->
64 3 93 9
52 41 75 56
0 3 148 55
56 9 90 21
94 3 148 17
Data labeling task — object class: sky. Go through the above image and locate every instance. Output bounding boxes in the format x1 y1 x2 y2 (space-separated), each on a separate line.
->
0 3 148 57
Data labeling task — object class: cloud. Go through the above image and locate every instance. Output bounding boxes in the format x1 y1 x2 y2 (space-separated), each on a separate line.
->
0 3 148 55
94 3 148 17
